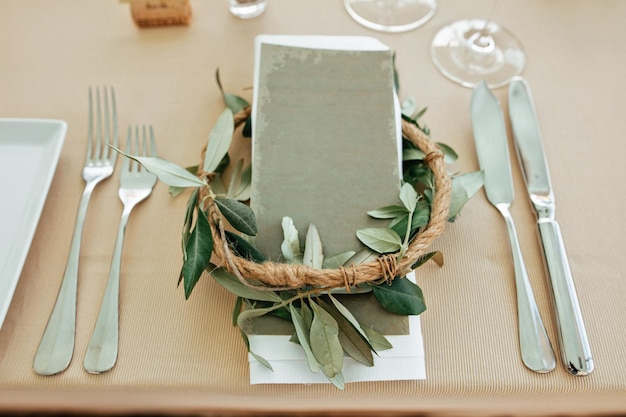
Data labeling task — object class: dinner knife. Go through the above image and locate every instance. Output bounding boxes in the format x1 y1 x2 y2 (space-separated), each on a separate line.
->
471 80 556 373
508 77 594 376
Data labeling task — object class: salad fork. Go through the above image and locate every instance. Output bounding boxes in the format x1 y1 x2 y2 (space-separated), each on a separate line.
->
34 87 118 376
83 125 157 374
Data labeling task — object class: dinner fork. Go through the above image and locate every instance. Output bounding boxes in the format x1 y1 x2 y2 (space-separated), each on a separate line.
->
83 125 157 374
34 87 118 376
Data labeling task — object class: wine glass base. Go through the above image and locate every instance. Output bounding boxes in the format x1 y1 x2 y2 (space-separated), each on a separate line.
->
431 19 525 88
344 0 437 33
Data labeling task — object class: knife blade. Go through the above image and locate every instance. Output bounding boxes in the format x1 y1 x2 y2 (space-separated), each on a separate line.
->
471 80 555 373
508 77 594 376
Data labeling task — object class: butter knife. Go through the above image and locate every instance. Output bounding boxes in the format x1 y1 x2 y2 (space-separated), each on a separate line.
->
508 77 593 376
471 80 556 373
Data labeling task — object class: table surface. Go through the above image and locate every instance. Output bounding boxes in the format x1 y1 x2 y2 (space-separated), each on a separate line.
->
1 1 625 416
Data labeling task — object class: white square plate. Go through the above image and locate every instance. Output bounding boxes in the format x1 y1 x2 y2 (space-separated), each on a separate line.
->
0 119 66 331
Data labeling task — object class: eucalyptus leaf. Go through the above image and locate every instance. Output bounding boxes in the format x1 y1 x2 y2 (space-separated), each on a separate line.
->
367 205 408 219
210 265 281 302
226 158 244 199
317 298 373 367
402 147 426 162
225 231 267 263
309 299 343 378
322 251 356 269
303 224 324 269
399 183 418 213
232 296 243 327
327 372 345 390
236 305 277 330
215 68 250 114
234 163 252 201
361 325 393 351
182 207 213 299
448 171 484 221
372 276 426 316
327 294 370 342
401 96 418 118
289 304 321 373
169 165 200 196
437 142 459 164
411 251 444 269
181 188 199 262
238 329 273 371
356 228 403 254
343 248 379 266
203 109 234 173
114 148 206 188
280 217 302 263
214 197 257 236
242 116 252 138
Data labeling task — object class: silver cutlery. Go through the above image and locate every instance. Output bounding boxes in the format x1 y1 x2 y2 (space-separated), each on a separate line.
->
509 77 593 376
83 125 157 374
471 80 556 373
34 87 118 376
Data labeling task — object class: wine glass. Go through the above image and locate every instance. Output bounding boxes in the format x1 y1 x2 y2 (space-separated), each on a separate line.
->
431 17 525 88
344 0 437 33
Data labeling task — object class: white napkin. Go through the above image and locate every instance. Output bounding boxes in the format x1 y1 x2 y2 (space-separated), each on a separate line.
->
248 272 426 384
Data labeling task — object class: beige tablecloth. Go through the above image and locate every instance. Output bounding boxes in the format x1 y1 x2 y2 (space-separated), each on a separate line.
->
1 1 625 415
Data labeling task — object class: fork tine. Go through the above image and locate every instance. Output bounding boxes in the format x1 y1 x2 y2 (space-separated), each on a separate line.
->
132 126 140 173
108 87 119 162
95 87 103 161
86 87 94 162
149 125 157 157
123 126 131 173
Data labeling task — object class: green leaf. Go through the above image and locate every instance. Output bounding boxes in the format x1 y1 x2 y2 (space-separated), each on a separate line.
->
399 183 418 213
232 296 243 327
238 329 273 371
448 171 484 221
280 217 302 263
367 205 408 219
214 198 257 236
322 251 356 269
327 372 345 390
437 142 459 164
236 305 277 329
318 297 373 366
234 163 252 201
401 96 418 118
215 68 250 114
411 251 444 269
372 276 426 316
203 109 234 173
343 248 379 266
289 304 321 373
114 148 206 188
210 265 281 302
402 148 426 161
169 165 200 196
356 228 403 254
224 231 267 263
309 299 343 379
182 207 213 299
181 188 198 263
303 224 324 269
361 326 393 351
242 116 252 138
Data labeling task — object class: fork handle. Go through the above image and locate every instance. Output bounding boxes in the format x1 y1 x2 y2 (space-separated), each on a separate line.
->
34 180 98 376
83 205 132 373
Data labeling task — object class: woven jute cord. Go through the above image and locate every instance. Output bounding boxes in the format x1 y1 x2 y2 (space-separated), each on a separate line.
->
197 107 452 291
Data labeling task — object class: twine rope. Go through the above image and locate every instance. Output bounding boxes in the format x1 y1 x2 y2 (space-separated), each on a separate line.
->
200 107 451 291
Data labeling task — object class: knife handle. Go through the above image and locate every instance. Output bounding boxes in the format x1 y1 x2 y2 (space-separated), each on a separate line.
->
498 204 556 373
537 220 594 375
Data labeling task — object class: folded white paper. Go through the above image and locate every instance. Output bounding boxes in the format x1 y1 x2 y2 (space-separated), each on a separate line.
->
248 271 426 384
